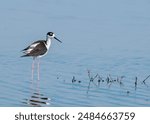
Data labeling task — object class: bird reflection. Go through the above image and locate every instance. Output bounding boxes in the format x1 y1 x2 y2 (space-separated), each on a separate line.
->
22 80 51 107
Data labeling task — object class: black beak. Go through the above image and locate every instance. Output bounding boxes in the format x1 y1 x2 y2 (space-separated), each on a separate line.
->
54 37 62 43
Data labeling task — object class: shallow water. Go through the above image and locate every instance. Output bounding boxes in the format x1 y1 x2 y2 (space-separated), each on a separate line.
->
0 0 150 106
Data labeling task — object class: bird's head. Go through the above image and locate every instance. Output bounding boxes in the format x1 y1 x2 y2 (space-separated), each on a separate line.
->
47 32 62 43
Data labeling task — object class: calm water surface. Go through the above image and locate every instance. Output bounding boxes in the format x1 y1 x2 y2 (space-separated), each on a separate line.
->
0 0 150 106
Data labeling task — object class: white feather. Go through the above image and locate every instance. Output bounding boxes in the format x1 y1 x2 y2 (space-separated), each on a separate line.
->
23 42 40 54
46 38 51 50
25 48 33 54
30 42 40 48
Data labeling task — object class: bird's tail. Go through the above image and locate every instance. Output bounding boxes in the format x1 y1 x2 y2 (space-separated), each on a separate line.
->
21 54 30 57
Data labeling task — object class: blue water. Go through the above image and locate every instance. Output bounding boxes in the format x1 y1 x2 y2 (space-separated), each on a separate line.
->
0 0 150 106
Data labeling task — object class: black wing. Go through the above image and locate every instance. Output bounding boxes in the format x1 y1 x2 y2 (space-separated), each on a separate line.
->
21 41 47 57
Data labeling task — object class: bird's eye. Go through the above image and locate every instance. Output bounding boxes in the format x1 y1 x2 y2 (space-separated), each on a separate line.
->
48 32 53 36
47 32 53 36
47 32 55 37
49 32 53 36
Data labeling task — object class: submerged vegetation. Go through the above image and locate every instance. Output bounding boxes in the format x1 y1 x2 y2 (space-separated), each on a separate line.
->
65 70 150 95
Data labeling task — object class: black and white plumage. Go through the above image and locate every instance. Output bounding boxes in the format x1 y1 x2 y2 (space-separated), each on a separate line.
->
21 32 62 80
21 32 62 58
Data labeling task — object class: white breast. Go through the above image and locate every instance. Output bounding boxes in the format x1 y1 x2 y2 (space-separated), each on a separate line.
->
45 38 51 50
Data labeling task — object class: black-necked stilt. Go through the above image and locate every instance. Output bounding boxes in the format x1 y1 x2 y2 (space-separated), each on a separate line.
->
21 32 62 80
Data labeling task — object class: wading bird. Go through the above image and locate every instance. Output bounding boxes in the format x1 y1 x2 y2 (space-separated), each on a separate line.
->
21 32 62 80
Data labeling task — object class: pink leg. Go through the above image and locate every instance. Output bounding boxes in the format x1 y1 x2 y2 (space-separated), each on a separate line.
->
31 58 35 81
37 58 40 80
